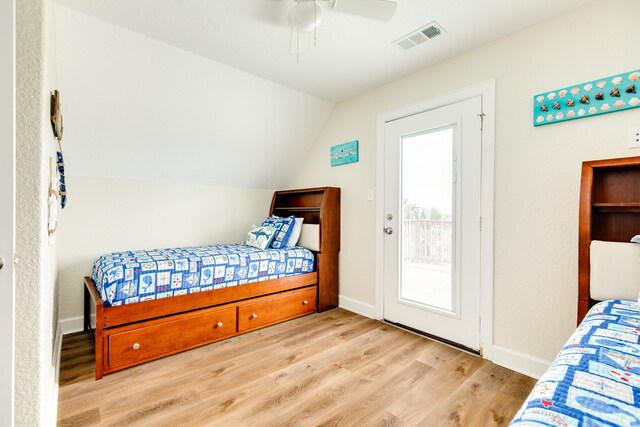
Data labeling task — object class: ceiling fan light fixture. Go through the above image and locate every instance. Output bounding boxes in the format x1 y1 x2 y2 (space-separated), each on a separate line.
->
288 1 324 33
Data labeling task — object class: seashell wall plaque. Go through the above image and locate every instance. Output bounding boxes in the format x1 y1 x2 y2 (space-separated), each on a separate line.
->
534 69 640 126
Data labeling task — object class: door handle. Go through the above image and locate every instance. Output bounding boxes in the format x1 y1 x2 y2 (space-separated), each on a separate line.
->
0 257 3 270
384 227 393 235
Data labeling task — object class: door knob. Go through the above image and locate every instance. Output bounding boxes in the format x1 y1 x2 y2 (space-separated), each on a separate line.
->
0 257 3 270
384 227 393 235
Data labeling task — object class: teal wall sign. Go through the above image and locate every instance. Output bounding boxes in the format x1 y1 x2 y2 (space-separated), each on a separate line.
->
331 140 358 167
534 69 640 126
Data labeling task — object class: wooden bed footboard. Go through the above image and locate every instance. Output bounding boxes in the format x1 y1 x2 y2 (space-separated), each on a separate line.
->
85 273 319 380
84 277 104 379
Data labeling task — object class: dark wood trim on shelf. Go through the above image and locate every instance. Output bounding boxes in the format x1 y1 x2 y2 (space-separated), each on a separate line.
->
578 162 594 325
593 202 640 207
273 207 322 211
578 156 640 324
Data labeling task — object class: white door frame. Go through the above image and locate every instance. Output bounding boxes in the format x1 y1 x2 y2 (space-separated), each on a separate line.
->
0 0 16 424
375 80 495 360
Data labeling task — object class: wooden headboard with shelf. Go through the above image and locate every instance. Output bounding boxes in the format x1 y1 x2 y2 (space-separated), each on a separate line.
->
270 187 341 311
578 156 640 324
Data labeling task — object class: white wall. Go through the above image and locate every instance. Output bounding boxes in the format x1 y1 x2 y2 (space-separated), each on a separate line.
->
289 0 640 369
15 0 59 424
57 177 274 322
54 5 333 189
53 4 335 324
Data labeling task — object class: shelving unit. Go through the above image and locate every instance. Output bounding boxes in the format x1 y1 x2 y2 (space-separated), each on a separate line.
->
578 156 640 323
273 206 322 212
270 187 341 311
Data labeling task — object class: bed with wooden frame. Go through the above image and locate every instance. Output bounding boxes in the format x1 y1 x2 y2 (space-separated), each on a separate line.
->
511 156 640 426
84 187 340 379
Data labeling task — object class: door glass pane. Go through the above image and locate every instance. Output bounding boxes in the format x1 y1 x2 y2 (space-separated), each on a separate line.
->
400 126 455 311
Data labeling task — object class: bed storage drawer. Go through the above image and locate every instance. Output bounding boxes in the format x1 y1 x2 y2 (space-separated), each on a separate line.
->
106 305 236 371
238 286 316 332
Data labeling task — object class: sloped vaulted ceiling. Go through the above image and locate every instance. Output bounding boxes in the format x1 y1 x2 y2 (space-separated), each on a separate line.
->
55 0 595 188
55 5 333 189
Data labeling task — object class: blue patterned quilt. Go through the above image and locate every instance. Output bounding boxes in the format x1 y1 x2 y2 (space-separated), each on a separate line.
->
511 300 640 426
91 244 315 307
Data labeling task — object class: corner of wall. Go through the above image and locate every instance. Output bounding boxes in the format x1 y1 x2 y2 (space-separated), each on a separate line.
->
492 346 551 379
338 295 375 319
16 0 59 424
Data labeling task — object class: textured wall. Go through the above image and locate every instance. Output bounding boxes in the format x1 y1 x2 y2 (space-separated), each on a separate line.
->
16 0 58 424
288 0 640 363
57 176 274 321
0 0 15 423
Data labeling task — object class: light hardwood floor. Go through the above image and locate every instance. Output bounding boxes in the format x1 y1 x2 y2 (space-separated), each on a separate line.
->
57 309 536 426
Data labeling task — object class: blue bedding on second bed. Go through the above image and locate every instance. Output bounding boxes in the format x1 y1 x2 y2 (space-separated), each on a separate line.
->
511 299 640 426
91 244 315 307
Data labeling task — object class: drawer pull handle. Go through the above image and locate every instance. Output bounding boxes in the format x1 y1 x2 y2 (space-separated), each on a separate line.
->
217 322 223 328
250 313 258 320
302 300 308 305
132 343 140 350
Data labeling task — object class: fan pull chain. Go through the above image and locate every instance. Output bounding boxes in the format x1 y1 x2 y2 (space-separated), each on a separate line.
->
314 0 318 47
296 28 300 64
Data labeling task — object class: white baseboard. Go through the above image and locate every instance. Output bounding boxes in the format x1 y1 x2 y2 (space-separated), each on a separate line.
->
47 322 64 427
492 345 551 379
338 295 375 318
59 314 95 335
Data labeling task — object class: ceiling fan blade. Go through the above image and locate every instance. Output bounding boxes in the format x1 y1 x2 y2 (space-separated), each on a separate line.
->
289 28 312 55
332 0 397 21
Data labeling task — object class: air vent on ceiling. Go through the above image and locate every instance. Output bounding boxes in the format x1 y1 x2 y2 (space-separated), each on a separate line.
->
393 21 446 51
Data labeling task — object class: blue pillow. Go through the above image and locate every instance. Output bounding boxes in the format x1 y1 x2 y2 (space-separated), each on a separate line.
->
261 216 296 249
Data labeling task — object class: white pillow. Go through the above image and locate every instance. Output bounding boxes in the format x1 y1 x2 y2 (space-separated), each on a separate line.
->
240 224 258 245
285 217 304 247
245 225 277 250
297 224 320 251
590 240 640 301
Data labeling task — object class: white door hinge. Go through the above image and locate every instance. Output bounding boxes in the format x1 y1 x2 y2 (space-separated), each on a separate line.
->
478 113 485 131
479 216 482 231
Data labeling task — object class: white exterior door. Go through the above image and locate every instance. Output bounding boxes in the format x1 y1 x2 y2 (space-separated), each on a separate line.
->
1 0 16 424
383 96 482 352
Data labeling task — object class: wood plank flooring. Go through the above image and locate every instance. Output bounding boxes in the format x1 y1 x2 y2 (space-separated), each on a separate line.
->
57 309 536 426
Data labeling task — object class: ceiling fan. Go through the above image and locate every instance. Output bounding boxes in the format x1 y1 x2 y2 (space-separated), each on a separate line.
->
287 0 398 57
